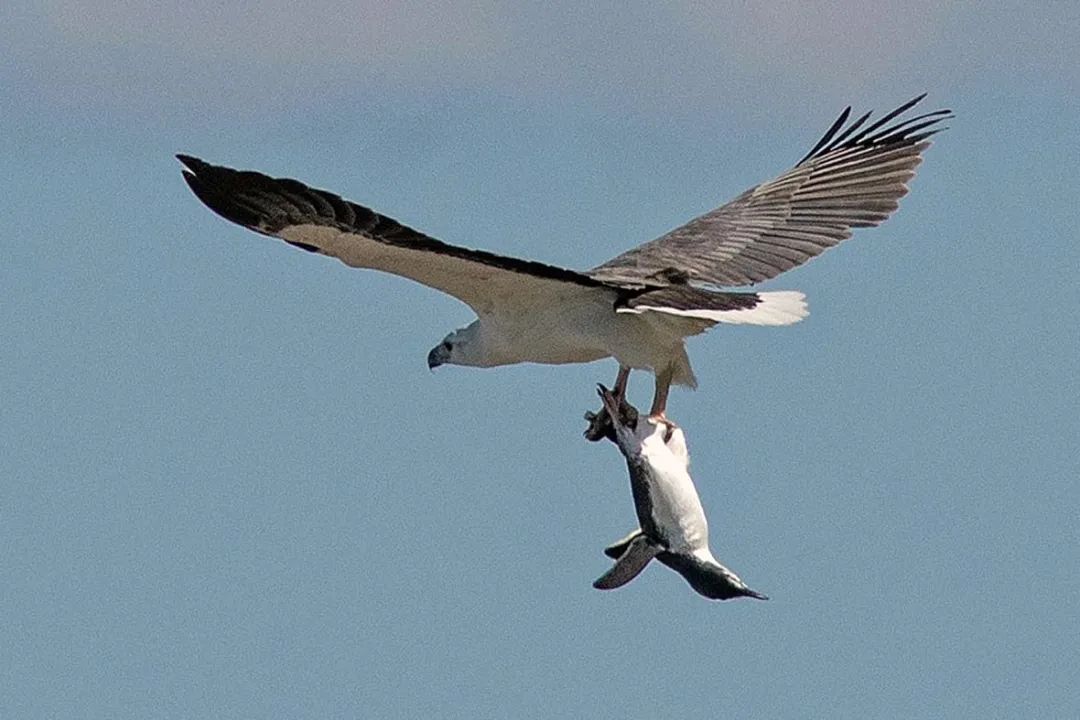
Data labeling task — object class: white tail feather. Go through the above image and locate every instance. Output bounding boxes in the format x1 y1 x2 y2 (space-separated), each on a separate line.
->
622 291 809 326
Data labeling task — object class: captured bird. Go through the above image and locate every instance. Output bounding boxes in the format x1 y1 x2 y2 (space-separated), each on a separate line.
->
178 95 948 418
592 385 765 600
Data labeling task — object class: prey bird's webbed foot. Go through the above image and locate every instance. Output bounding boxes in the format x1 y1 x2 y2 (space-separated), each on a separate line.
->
585 367 632 442
583 406 613 443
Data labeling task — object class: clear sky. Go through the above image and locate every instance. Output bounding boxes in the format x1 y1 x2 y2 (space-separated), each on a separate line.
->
2 2 1078 718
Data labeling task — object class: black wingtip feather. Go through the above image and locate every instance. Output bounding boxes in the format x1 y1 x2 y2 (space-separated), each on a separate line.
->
799 95 952 166
176 154 271 233
822 109 873 154
909 125 950 144
798 105 852 166
176 154 211 177
864 108 953 144
852 94 929 141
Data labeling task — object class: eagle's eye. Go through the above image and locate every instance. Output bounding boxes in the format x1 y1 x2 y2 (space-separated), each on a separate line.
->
441 340 452 351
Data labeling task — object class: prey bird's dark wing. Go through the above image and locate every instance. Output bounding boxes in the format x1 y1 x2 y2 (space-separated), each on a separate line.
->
178 155 608 315
588 95 951 288
593 534 661 590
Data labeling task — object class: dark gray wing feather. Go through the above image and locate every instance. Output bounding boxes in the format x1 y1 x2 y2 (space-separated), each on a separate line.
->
589 96 951 288
603 529 645 560
593 534 661 590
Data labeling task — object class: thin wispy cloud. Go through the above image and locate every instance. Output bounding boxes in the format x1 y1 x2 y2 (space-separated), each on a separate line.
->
45 1 504 69
8 2 1078 118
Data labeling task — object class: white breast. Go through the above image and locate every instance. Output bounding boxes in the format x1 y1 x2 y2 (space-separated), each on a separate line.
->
481 289 686 374
635 422 709 553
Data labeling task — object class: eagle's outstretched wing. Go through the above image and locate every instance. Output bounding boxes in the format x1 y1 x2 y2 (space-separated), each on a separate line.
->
588 95 951 288
177 155 608 315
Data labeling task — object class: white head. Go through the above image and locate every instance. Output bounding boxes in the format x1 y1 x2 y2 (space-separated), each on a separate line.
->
426 321 494 369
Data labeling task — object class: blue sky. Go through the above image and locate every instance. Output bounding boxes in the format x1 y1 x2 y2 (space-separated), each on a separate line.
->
2 2 1078 717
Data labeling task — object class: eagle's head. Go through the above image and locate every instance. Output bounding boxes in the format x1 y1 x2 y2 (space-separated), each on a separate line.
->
427 322 492 369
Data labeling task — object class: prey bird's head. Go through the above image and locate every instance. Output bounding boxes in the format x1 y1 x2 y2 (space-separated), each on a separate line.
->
427 322 489 370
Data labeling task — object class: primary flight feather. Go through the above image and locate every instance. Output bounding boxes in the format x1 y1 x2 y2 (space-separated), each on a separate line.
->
178 95 949 417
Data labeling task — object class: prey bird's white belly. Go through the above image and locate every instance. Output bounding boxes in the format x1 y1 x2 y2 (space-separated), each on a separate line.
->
634 425 709 553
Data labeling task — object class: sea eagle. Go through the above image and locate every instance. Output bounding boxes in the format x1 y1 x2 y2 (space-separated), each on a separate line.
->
178 95 948 418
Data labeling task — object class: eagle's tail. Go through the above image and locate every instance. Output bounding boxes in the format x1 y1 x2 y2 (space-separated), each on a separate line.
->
616 287 808 326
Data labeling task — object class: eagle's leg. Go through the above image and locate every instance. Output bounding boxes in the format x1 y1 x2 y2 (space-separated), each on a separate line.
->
584 365 631 443
649 366 674 420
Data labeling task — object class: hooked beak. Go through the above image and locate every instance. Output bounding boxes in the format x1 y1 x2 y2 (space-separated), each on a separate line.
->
427 345 448 370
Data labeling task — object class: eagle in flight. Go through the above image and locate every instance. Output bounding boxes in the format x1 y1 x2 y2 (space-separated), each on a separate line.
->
179 95 948 418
